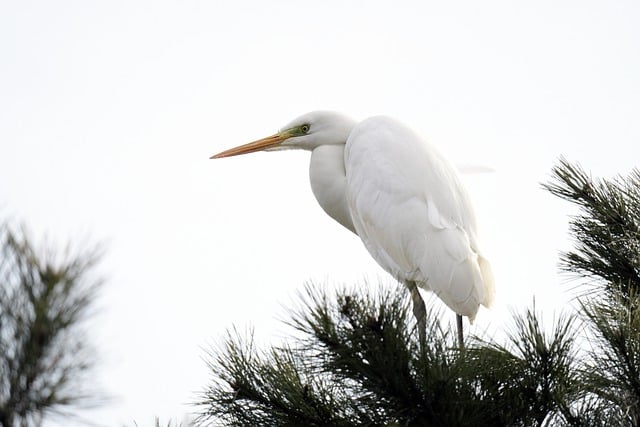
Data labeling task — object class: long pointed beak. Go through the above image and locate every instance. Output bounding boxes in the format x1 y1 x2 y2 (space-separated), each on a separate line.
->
210 132 288 159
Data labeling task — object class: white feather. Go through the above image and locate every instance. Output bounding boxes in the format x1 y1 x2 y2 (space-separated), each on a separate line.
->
213 110 495 323
344 116 494 320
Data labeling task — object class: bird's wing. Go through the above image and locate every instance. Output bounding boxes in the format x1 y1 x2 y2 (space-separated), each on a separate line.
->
344 116 494 320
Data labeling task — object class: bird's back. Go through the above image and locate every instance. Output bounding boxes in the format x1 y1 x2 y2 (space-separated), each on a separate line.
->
344 116 494 321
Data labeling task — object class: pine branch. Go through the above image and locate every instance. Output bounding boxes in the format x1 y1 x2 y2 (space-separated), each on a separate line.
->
580 287 640 425
197 284 585 426
544 158 640 425
469 305 581 426
0 222 102 427
542 157 640 297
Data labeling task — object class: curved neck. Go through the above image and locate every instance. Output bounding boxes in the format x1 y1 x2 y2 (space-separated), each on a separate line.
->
309 145 356 234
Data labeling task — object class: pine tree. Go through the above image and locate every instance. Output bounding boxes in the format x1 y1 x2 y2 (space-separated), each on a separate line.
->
195 158 640 426
197 283 584 426
0 222 102 427
543 158 640 424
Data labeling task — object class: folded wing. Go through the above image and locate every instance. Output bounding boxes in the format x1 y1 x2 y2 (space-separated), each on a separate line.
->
344 116 494 320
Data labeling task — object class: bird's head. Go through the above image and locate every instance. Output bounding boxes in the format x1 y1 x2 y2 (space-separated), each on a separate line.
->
211 111 356 159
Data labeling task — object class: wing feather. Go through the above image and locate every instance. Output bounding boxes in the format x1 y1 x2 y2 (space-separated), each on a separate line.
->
345 116 494 320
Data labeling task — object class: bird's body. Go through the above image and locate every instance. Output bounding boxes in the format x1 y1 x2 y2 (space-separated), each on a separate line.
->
345 116 493 320
212 111 494 339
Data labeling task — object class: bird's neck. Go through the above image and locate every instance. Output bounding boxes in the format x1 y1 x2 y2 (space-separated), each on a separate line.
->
309 145 356 234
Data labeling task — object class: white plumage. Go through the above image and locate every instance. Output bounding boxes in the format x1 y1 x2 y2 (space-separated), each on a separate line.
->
212 111 494 337
344 116 493 321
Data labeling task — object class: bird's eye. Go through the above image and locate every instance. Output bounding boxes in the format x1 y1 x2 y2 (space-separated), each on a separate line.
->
301 124 310 133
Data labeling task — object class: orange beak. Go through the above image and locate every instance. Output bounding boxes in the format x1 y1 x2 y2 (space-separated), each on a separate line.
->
210 132 289 159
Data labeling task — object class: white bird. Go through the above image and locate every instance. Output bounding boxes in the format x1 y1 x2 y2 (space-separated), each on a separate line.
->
211 111 494 347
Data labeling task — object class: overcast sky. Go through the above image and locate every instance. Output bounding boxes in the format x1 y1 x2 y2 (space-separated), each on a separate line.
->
2 1 640 425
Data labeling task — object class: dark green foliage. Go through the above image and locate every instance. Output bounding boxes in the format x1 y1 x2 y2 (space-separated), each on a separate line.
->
197 285 582 426
580 289 640 424
544 158 640 425
197 159 640 426
546 159 640 426
542 157 640 297
468 307 580 426
0 223 102 427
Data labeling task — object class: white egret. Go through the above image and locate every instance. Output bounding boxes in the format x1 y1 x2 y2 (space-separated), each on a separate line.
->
211 111 494 347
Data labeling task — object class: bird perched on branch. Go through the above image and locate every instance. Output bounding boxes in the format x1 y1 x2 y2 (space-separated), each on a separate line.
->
212 111 494 347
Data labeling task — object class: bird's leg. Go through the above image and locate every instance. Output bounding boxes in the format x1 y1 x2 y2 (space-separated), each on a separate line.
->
408 281 426 345
456 314 464 349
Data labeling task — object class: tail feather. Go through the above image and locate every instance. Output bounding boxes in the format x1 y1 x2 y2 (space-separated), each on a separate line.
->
478 255 495 308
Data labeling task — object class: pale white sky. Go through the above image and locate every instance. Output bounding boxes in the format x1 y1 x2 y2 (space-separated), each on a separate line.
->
1 1 639 425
